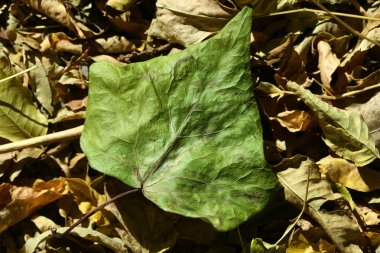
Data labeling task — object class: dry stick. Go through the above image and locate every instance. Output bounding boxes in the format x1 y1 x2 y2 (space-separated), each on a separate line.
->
0 125 83 153
258 8 380 22
309 0 380 48
319 82 380 100
52 188 140 238
0 65 37 84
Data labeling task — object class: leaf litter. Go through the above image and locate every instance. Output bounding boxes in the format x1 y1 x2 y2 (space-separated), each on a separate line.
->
1 0 380 252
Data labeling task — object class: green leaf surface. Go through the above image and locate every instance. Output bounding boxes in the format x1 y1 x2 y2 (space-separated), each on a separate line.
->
0 58 48 142
287 81 380 167
81 7 277 231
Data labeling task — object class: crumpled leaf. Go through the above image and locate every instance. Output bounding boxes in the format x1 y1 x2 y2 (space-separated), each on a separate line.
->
147 0 232 47
81 7 277 231
287 81 380 167
0 178 68 233
266 36 309 86
317 156 380 192
0 57 48 142
269 109 313 132
277 155 364 253
317 40 340 93
23 227 127 253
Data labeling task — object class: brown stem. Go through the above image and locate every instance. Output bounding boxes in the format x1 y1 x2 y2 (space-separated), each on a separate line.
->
52 188 140 238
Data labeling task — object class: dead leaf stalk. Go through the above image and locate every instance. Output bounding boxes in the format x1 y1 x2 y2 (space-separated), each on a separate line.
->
52 188 140 238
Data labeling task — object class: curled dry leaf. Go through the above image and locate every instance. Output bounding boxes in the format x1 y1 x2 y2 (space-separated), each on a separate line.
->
317 156 380 192
269 109 313 132
287 81 380 167
267 36 309 86
0 178 68 233
317 40 340 93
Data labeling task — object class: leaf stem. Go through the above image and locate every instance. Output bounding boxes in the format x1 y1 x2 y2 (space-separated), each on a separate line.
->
0 125 83 153
52 188 140 238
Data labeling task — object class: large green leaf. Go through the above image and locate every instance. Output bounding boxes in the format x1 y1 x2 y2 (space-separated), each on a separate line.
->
287 82 380 167
0 57 48 142
81 7 277 231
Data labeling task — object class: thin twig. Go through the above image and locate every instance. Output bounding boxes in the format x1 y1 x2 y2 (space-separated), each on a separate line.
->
238 227 247 253
52 188 140 238
0 65 37 84
0 125 83 153
308 0 380 48
256 8 380 22
318 82 380 100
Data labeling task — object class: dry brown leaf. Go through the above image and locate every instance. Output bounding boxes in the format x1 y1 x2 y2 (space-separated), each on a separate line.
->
46 32 136 54
147 0 232 47
317 156 380 192
266 37 309 86
21 0 98 38
0 178 68 233
96 0 149 39
317 40 340 92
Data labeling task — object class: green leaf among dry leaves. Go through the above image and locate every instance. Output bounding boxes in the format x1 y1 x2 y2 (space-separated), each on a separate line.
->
81 7 277 232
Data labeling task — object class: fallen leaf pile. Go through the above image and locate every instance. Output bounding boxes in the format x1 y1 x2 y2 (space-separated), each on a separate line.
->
1 0 380 252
